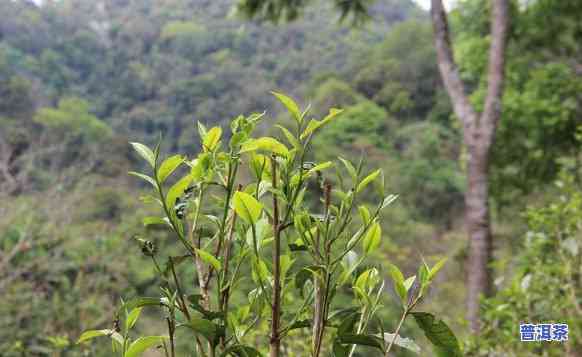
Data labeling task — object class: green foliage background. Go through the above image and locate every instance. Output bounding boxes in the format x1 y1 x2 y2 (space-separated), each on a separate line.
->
0 0 581 355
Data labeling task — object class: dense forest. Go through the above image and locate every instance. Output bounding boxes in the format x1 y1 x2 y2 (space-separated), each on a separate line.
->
0 0 581 356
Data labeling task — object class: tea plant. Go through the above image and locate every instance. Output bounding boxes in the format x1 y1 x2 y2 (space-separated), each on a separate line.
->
78 92 459 356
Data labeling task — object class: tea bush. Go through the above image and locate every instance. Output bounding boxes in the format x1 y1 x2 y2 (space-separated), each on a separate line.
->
78 92 458 357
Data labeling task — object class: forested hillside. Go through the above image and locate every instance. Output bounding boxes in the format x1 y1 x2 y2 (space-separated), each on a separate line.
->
1 0 581 356
0 0 417 153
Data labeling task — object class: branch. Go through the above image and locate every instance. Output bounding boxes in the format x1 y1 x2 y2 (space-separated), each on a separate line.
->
481 0 510 137
430 0 477 133
0 135 18 194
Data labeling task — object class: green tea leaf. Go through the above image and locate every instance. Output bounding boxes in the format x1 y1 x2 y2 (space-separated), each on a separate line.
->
338 157 357 183
288 238 308 251
332 340 350 357
283 319 311 332
306 161 333 177
125 307 142 331
300 108 343 139
157 155 184 183
143 216 167 227
189 316 219 343
276 125 301 149
203 126 222 152
230 131 249 149
387 263 407 305
197 121 208 140
382 333 421 353
356 169 382 193
128 171 157 188
251 257 270 283
328 308 360 327
196 248 221 271
77 329 114 344
381 194 399 209
337 311 361 336
358 205 370 224
130 142 155 168
355 268 379 292
232 191 263 224
428 258 448 281
249 153 270 180
165 174 193 214
321 107 343 124
246 217 269 251
118 297 162 315
280 254 295 279
353 286 370 305
110 332 124 348
404 276 416 292
124 336 167 357
362 222 381 254
240 137 289 157
294 265 325 296
418 264 429 294
339 251 361 285
271 91 301 122
411 312 462 357
337 334 384 351
300 119 322 140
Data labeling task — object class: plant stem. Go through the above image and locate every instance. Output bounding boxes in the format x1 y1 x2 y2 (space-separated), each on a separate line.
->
269 155 282 357
312 276 323 357
151 256 164 278
169 256 191 321
221 185 241 292
188 187 211 309
162 341 169 357
221 202 238 289
209 159 238 282
190 184 205 246
219 184 241 347
195 336 206 357
348 306 368 357
385 308 408 356
167 317 175 357
313 181 332 357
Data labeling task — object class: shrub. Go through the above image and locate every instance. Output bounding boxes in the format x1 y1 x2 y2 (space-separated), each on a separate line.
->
467 171 582 356
78 92 458 357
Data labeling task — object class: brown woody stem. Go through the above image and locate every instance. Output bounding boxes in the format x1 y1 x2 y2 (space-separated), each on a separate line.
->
269 155 282 357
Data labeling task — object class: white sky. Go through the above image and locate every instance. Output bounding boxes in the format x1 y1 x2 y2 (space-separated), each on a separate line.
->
31 0 454 11
414 0 456 10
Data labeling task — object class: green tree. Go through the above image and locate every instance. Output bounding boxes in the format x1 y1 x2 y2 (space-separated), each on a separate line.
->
453 0 582 204
352 20 440 122
395 122 464 224
33 97 111 173
238 0 511 333
0 54 35 195
34 97 111 141
311 100 395 158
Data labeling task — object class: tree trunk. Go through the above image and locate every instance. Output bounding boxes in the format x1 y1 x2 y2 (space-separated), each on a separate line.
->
465 145 493 332
431 0 509 332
